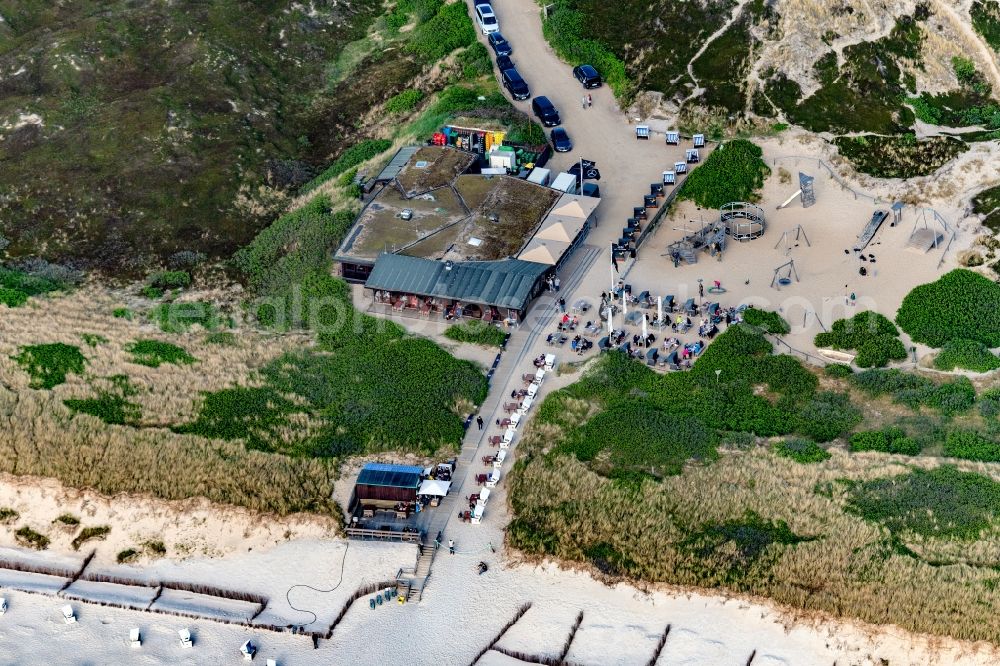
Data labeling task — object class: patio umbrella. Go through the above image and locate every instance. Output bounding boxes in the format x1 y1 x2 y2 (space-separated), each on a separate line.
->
657 296 663 327
622 290 627 319
606 306 613 335
641 314 648 342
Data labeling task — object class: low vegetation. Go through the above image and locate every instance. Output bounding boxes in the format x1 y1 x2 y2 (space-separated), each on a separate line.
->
740 308 790 335
943 430 1000 462
897 269 1000 347
127 340 196 368
54 513 80 526
773 438 830 463
933 339 1000 372
851 369 976 416
71 525 111 551
150 301 225 333
0 266 66 308
0 508 20 524
677 140 770 209
117 548 140 564
301 140 394 193
814 311 907 368
444 321 507 347
15 526 49 550
541 0 632 100
850 427 921 455
972 0 1000 51
972 185 1000 232
64 375 141 426
833 135 967 179
13 343 87 389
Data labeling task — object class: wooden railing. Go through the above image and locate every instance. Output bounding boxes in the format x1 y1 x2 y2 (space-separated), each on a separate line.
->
346 527 423 543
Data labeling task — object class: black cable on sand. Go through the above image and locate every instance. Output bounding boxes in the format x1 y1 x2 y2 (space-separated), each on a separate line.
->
285 541 349 626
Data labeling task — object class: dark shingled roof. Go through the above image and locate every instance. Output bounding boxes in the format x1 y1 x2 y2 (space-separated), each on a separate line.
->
357 463 424 489
365 253 549 311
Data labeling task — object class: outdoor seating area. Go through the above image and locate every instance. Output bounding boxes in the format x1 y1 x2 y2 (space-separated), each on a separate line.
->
592 281 744 371
347 460 458 539
462 354 554 524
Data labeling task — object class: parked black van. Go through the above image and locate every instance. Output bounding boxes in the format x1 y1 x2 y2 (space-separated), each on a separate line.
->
531 96 561 127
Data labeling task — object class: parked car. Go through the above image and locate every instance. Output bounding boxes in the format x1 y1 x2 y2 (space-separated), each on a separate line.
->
531 96 561 127
475 3 499 35
572 64 602 89
495 54 514 72
502 68 530 100
551 127 572 152
488 32 512 56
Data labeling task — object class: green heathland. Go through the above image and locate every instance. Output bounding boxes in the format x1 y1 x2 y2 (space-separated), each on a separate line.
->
677 140 770 208
897 269 1000 347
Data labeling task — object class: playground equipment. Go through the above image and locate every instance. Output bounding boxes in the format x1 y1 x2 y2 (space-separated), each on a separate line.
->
720 202 766 241
855 209 889 251
771 259 800 288
774 224 811 255
905 205 944 253
776 172 816 209
664 223 727 266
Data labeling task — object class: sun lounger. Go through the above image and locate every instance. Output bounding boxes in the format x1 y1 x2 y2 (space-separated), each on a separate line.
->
61 604 76 624
179 628 193 648
240 639 257 661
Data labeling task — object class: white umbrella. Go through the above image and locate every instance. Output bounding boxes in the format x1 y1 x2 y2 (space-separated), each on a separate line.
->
606 306 613 335
622 290 627 319
642 314 648 342
656 295 663 327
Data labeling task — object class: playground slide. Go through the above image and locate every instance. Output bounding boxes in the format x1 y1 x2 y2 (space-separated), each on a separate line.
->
854 210 889 251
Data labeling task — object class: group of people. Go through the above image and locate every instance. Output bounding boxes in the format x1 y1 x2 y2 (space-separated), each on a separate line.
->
571 336 594 354
545 275 561 292
581 93 593 109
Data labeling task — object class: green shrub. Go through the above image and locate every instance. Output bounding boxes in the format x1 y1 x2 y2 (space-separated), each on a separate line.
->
933 338 1000 372
148 270 191 290
944 430 1000 462
112 307 133 320
15 526 49 550
80 333 107 347
851 369 975 416
677 140 770 209
740 307 790 334
64 375 141 426
455 41 492 79
541 0 633 100
54 513 80 526
150 300 223 333
444 321 507 347
13 343 86 389
139 285 164 299
205 331 238 346
71 525 111 550
814 311 906 368
117 548 140 564
0 287 28 307
386 89 425 114
979 388 1000 419
0 508 19 524
407 1 476 62
300 141 393 193
972 0 1000 51
144 540 167 556
794 391 862 442
774 438 830 463
850 427 921 455
896 269 1000 347
846 465 1000 539
127 340 195 368
825 363 853 378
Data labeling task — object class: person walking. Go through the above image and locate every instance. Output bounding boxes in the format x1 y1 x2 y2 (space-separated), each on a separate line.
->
476 415 484 430
582 95 587 109
558 297 566 313
698 282 704 299
554 276 561 292
587 93 592 108
448 539 456 555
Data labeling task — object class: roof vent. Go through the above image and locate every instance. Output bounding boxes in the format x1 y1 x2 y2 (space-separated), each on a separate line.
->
444 260 454 271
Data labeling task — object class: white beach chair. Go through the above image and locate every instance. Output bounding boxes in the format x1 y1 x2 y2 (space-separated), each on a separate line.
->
61 604 76 624
0 597 7 615
129 627 141 647
178 628 193 648
240 639 257 661
266 659 277 666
